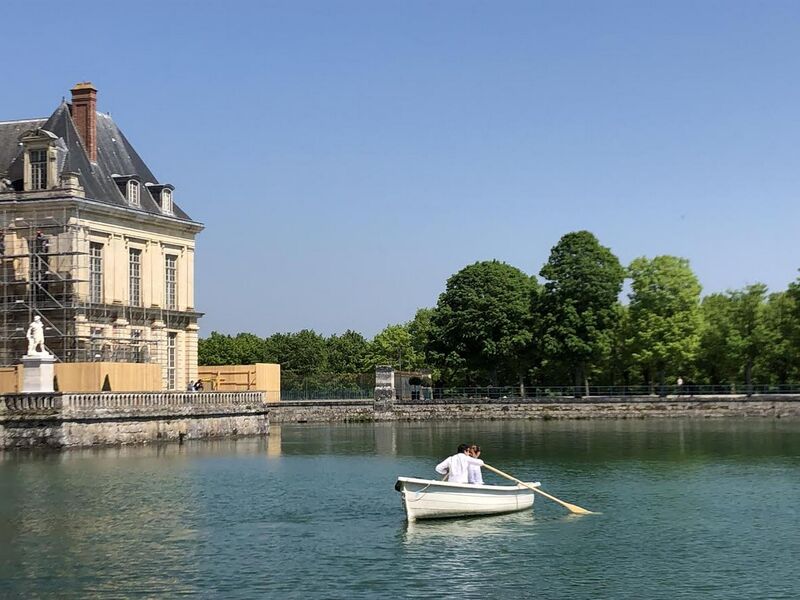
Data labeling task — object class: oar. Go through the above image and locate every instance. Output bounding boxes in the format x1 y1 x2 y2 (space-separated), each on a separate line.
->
483 463 596 516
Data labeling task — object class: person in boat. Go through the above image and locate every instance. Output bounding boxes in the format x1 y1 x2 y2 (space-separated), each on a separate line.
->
435 443 484 484
467 444 483 484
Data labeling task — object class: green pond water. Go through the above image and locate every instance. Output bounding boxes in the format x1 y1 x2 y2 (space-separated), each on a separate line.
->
1 419 799 599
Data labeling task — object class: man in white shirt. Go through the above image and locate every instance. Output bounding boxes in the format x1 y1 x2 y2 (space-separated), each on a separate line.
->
467 444 483 484
436 444 485 484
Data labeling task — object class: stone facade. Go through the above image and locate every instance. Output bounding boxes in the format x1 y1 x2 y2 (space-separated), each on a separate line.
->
0 84 203 391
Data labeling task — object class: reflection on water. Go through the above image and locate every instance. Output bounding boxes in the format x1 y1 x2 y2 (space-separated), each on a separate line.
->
403 510 537 543
2 419 800 599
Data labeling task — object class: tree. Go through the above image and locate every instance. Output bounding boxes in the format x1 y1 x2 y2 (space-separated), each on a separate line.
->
407 308 438 379
231 332 270 365
728 284 769 387
198 331 237 365
594 303 636 387
367 323 424 371
265 329 328 390
537 231 625 393
696 285 770 388
697 293 738 385
198 331 268 365
327 330 369 374
757 291 800 385
428 260 536 389
628 256 702 389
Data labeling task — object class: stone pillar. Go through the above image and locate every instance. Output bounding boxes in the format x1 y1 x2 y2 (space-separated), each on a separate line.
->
21 354 56 393
374 365 395 410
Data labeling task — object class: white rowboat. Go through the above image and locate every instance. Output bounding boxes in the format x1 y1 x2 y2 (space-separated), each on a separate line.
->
395 476 541 522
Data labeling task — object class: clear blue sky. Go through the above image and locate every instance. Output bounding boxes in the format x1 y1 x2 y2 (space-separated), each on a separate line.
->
4 1 800 338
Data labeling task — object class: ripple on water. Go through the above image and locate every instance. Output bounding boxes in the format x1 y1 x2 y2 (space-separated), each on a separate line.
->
1 419 800 599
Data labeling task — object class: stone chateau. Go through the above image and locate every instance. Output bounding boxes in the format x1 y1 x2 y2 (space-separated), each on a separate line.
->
0 83 202 390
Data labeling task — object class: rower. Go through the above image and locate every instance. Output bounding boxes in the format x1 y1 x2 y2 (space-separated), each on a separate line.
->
435 443 485 484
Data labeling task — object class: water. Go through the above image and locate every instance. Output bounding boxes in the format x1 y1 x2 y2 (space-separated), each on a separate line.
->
1 419 799 599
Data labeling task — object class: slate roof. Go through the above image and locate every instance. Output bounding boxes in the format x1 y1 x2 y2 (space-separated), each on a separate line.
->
0 102 194 222
0 118 46 175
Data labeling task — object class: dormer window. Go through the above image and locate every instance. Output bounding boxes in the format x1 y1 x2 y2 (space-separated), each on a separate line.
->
161 189 173 215
144 182 175 215
29 149 48 190
20 128 59 192
127 180 140 206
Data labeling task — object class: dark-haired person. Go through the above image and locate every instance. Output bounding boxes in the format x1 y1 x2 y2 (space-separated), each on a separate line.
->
435 443 484 484
467 444 483 484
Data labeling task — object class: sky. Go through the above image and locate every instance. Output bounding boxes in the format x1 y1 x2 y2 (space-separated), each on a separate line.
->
3 1 800 338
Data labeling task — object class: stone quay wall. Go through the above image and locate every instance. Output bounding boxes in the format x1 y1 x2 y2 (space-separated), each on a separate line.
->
269 395 800 423
1 391 269 449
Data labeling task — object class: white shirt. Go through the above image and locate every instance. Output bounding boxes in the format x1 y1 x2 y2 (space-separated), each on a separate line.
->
468 462 483 485
435 453 484 484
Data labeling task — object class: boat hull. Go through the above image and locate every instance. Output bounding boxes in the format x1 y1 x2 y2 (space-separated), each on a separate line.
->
395 476 539 521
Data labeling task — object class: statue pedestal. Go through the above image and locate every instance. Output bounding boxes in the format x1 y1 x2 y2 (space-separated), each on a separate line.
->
21 354 56 393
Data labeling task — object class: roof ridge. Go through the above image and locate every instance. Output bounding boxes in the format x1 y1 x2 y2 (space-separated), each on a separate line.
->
0 117 47 125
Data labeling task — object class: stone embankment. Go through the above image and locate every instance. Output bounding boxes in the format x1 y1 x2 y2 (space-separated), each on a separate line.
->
269 396 800 423
1 391 269 449
5 393 799 449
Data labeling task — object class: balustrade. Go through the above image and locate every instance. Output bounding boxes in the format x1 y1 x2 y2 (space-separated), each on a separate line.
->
2 391 265 413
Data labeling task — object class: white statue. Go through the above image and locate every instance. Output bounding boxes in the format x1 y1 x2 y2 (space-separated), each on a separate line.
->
26 316 47 356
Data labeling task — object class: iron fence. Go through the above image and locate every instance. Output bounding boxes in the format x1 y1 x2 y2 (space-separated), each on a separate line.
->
280 387 374 401
277 383 800 402
420 384 800 401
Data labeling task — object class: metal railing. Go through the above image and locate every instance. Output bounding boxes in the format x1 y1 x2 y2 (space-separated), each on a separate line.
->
280 388 373 401
406 384 800 402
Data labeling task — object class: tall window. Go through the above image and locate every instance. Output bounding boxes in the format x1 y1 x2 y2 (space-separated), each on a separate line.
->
167 332 177 390
90 242 103 303
129 248 142 306
164 254 177 309
127 180 140 206
161 189 173 214
30 149 48 190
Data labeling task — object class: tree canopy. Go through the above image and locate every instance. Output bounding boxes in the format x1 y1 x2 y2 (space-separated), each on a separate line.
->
628 255 702 386
428 260 536 386
537 231 625 389
198 231 800 390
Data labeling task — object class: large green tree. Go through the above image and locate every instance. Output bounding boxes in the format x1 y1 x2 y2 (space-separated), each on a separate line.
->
697 293 739 385
537 231 625 393
628 256 702 388
728 284 769 387
367 323 424 371
198 331 237 365
757 291 800 385
265 329 329 389
198 331 269 365
428 260 536 388
327 330 369 374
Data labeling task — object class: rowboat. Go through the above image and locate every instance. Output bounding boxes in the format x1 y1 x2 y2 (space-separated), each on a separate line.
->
395 476 541 522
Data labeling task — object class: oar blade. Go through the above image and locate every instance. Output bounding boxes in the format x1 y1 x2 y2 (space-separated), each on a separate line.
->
563 502 596 516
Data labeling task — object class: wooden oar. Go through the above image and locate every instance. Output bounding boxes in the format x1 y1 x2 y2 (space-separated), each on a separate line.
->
483 463 596 516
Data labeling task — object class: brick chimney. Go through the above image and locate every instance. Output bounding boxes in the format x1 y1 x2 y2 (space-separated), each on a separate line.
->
70 82 98 162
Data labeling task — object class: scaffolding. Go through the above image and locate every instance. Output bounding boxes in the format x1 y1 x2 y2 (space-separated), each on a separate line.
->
0 206 162 367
